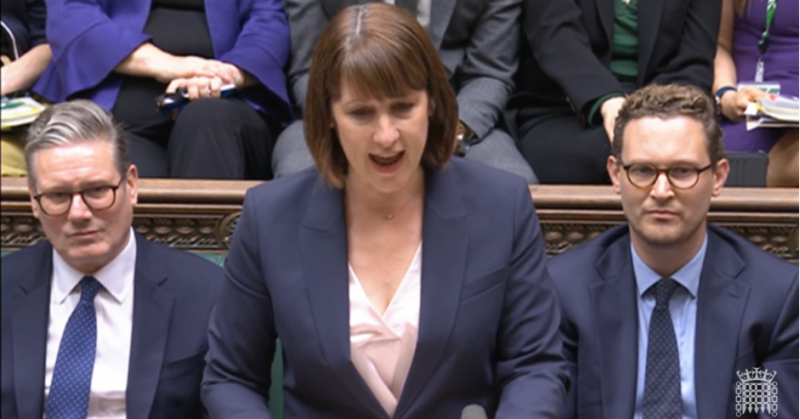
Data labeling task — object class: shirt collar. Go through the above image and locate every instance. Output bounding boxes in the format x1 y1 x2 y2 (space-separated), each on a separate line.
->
631 232 707 299
52 228 137 304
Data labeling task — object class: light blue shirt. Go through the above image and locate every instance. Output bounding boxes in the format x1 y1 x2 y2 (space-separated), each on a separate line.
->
631 235 707 419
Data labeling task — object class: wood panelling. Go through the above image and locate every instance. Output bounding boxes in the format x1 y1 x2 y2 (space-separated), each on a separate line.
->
3 178 797 262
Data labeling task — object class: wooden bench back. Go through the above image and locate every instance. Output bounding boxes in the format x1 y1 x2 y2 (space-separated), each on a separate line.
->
2 178 797 263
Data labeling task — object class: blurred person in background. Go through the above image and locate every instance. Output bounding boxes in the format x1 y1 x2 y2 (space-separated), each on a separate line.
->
713 0 798 187
34 0 292 179
507 0 720 184
1 0 50 176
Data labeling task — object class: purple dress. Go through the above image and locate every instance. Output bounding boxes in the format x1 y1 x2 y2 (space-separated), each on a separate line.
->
721 0 799 153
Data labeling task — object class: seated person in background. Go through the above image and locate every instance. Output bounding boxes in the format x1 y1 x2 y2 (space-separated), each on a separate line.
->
1 0 50 176
1 100 224 419
713 0 798 187
508 0 720 184
274 0 537 183
33 0 292 179
548 85 798 419
202 4 567 418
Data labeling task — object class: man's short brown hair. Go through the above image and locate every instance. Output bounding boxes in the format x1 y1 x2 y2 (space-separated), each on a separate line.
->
612 84 725 166
304 3 459 187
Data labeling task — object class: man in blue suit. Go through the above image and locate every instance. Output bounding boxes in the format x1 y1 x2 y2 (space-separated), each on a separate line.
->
1 100 224 419
548 84 798 419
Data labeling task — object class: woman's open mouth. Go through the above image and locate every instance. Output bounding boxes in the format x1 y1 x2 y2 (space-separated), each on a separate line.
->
369 151 405 173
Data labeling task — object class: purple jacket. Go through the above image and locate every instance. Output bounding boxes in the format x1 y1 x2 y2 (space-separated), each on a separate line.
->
34 0 291 120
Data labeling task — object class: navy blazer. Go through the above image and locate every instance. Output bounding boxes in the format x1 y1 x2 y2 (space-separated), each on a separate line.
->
33 0 292 121
548 224 799 419
202 158 568 419
1 234 224 419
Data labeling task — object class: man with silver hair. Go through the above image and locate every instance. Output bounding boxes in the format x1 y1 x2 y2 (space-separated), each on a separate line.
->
1 100 224 419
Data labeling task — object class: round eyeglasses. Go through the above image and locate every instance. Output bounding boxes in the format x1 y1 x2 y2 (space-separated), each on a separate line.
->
621 163 712 190
33 177 126 216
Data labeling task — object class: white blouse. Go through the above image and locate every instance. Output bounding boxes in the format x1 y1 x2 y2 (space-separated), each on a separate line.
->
349 244 422 417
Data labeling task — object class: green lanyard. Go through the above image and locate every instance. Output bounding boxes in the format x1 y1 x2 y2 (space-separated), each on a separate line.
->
756 0 777 82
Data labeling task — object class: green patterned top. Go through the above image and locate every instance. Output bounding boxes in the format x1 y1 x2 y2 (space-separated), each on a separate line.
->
587 0 640 125
610 0 640 83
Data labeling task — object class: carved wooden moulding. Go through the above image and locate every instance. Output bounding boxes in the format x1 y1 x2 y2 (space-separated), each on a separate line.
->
0 214 236 252
3 212 797 263
538 220 798 262
1 213 234 250
2 179 797 263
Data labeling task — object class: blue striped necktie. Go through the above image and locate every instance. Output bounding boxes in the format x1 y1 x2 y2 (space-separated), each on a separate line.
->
45 276 100 419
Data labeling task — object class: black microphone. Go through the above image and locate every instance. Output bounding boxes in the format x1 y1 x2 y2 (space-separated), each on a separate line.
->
461 404 487 419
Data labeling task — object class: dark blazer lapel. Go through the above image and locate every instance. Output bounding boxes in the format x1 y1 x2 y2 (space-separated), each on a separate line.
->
13 243 53 419
595 0 616 50
694 229 748 419
126 235 175 419
301 180 387 419
428 0 457 49
637 0 666 82
590 234 638 419
394 166 469 418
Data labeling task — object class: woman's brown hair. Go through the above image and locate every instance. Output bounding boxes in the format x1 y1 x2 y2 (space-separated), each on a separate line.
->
304 3 459 188
734 0 752 15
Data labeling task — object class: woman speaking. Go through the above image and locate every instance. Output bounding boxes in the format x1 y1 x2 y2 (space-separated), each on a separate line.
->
202 4 567 418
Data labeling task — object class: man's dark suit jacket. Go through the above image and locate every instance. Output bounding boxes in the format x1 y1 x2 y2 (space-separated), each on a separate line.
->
202 158 568 419
510 0 720 123
1 233 224 419
548 223 798 419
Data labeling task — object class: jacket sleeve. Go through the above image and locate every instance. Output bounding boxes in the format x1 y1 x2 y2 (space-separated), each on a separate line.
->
522 0 622 117
494 179 570 418
25 0 48 48
283 0 328 111
43 0 150 98
650 0 720 91
202 188 276 419
217 0 290 108
456 0 520 139
556 294 578 419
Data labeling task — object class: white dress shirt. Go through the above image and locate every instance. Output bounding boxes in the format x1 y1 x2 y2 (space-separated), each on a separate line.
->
384 0 431 30
45 228 136 419
349 243 422 417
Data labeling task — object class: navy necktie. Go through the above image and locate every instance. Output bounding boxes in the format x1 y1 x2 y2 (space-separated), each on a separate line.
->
643 278 683 419
45 276 101 419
